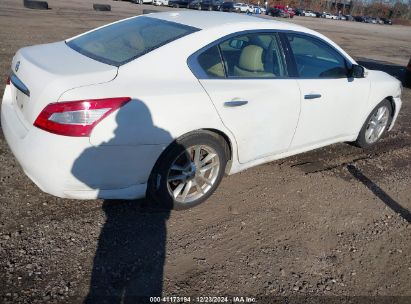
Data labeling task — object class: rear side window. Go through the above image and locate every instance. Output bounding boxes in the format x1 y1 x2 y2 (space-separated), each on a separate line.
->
197 46 225 78
219 33 286 78
67 16 199 66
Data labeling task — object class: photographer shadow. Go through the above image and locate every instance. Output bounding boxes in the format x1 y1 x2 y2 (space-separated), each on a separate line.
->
70 100 173 303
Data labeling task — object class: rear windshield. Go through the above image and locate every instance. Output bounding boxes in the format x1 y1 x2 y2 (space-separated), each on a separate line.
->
67 16 199 66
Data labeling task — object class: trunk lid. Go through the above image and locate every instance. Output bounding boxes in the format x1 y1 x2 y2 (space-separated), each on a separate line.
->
10 41 118 125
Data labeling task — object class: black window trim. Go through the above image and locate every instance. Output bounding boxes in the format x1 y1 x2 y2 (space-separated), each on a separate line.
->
187 29 354 80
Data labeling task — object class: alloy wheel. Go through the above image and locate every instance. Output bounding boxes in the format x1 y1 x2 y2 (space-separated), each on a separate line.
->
167 145 220 204
365 105 390 144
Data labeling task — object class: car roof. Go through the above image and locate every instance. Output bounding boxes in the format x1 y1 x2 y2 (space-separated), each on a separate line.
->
148 11 306 32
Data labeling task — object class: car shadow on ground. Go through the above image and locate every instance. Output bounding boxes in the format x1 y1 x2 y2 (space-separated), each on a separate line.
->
356 57 407 85
70 100 175 302
347 164 411 224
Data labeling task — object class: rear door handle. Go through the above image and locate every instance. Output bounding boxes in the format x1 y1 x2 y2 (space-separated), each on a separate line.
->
224 100 248 107
304 94 322 100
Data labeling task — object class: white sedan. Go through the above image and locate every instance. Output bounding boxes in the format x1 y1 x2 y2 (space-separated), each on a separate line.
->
1 12 402 209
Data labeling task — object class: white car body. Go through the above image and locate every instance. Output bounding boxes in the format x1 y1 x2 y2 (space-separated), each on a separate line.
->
1 12 402 200
251 6 266 14
304 11 316 17
234 3 249 13
324 13 337 19
153 0 168 5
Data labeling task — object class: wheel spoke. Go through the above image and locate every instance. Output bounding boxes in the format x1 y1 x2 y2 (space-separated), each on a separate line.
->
366 127 375 141
377 107 386 120
200 153 217 166
185 147 194 162
200 161 218 173
181 180 193 202
197 174 213 186
168 174 186 182
194 146 201 166
195 181 205 194
376 125 385 138
171 164 186 171
172 183 185 198
369 120 377 127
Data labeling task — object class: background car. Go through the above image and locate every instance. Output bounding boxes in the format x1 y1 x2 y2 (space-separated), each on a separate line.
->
251 5 265 14
168 0 193 8
266 7 289 18
188 0 222 10
219 1 235 12
344 14 354 21
153 0 168 5
134 0 153 3
295 8 305 16
354 15 365 22
304 10 316 17
272 5 294 18
323 13 338 19
233 3 249 13
380 17 392 25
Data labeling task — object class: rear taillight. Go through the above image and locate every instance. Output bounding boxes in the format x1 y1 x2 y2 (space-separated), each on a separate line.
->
6 75 10 85
34 97 131 137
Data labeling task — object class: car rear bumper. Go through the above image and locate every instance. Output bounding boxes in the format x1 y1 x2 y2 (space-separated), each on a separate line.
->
1 85 163 200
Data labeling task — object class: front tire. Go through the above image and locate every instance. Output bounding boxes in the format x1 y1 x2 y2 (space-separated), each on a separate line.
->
148 132 228 210
354 99 393 148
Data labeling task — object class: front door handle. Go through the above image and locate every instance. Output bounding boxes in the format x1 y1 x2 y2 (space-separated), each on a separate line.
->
304 94 322 100
224 100 248 107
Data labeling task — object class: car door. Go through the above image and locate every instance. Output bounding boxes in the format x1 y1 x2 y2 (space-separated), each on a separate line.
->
283 33 370 150
190 32 301 164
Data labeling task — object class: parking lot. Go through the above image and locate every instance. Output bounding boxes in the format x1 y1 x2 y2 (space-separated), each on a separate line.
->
0 0 410 302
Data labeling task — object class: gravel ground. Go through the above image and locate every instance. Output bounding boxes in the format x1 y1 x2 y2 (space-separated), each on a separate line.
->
0 1 410 303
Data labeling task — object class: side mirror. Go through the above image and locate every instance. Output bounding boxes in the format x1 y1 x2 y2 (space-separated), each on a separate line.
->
349 64 366 78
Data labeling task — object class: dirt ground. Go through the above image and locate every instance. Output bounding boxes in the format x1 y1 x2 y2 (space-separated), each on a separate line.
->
0 0 410 303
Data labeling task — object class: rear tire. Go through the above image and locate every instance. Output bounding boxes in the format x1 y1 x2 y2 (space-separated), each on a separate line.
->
148 132 227 210
354 99 393 148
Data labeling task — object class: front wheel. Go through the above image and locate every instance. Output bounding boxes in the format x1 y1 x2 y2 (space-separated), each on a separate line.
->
354 99 393 148
148 132 228 210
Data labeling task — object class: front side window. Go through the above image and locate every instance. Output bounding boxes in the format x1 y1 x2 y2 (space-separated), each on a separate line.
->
67 16 199 66
286 34 348 78
218 33 286 78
